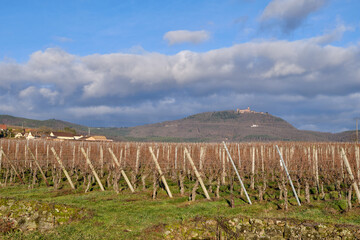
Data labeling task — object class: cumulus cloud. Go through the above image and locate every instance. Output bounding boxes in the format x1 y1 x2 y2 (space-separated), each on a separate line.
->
308 23 354 45
260 0 328 32
68 98 177 118
18 86 61 111
262 62 305 78
0 104 15 113
39 88 60 105
0 36 360 131
19 86 37 98
163 30 210 45
66 97 185 126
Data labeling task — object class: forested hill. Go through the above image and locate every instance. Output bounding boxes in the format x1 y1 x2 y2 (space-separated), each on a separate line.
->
0 112 356 142
0 115 87 133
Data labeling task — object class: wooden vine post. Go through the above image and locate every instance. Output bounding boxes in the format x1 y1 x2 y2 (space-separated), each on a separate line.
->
149 147 173 198
72 144 76 169
313 146 320 191
99 146 104 176
199 146 205 171
108 148 135 193
26 145 50 187
331 146 335 169
0 145 2 170
135 145 140 175
250 147 255 189
174 146 178 169
237 144 241 168
275 145 301 206
223 142 252 204
340 148 360 204
0 148 24 184
355 146 360 185
221 148 226 184
184 147 211 200
50 147 76 190
81 147 105 191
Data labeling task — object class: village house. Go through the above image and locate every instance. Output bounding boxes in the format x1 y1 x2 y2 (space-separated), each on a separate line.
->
15 133 24 138
0 124 7 130
83 135 112 142
50 132 73 140
49 132 82 140
26 132 35 140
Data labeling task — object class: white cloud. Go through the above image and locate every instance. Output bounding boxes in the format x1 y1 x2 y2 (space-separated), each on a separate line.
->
308 23 354 45
0 104 15 113
19 86 61 108
39 88 60 105
19 86 37 98
2 41 359 100
262 62 305 78
68 97 177 118
68 105 127 117
1 35 360 131
163 30 210 45
260 0 328 32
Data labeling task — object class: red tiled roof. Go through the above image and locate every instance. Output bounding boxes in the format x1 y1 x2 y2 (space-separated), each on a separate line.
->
0 124 7 130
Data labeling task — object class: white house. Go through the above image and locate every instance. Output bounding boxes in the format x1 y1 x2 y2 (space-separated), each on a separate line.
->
26 132 35 140
15 133 23 138
50 132 83 140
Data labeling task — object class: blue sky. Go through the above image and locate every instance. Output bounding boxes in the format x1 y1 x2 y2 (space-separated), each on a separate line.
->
0 0 360 132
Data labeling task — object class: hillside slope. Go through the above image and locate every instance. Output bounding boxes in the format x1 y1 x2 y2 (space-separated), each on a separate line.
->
0 112 355 142
0 115 87 133
123 111 336 142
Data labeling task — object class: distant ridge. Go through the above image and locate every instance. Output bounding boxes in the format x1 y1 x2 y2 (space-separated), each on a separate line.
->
0 115 87 133
0 111 357 142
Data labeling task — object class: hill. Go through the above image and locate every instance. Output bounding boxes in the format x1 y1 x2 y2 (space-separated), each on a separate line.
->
0 115 88 134
121 110 338 142
0 111 357 142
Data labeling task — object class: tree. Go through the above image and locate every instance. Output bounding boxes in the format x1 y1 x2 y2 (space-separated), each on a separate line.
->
64 127 76 135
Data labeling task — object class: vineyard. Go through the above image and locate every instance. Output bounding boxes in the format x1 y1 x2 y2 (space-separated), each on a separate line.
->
1 139 360 209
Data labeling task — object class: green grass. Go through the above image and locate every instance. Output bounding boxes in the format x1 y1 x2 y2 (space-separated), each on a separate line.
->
1 184 360 239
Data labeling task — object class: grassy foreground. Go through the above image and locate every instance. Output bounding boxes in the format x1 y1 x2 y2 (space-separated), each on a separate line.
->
1 184 360 239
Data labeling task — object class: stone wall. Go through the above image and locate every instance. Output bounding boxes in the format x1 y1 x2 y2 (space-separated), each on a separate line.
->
164 216 360 239
0 198 87 233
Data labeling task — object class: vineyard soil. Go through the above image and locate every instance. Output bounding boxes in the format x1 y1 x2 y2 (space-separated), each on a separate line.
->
0 140 360 239
0 185 360 239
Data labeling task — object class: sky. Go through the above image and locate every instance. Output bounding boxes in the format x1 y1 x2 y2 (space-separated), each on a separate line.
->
0 0 359 132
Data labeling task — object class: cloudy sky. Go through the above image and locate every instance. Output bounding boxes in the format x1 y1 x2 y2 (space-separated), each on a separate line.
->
0 0 359 132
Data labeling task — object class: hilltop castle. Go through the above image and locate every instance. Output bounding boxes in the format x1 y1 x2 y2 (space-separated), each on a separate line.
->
236 107 266 114
236 107 255 114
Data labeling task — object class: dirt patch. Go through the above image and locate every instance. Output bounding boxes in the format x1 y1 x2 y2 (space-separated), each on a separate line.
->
144 223 167 234
0 218 15 234
124 198 139 202
51 189 75 197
